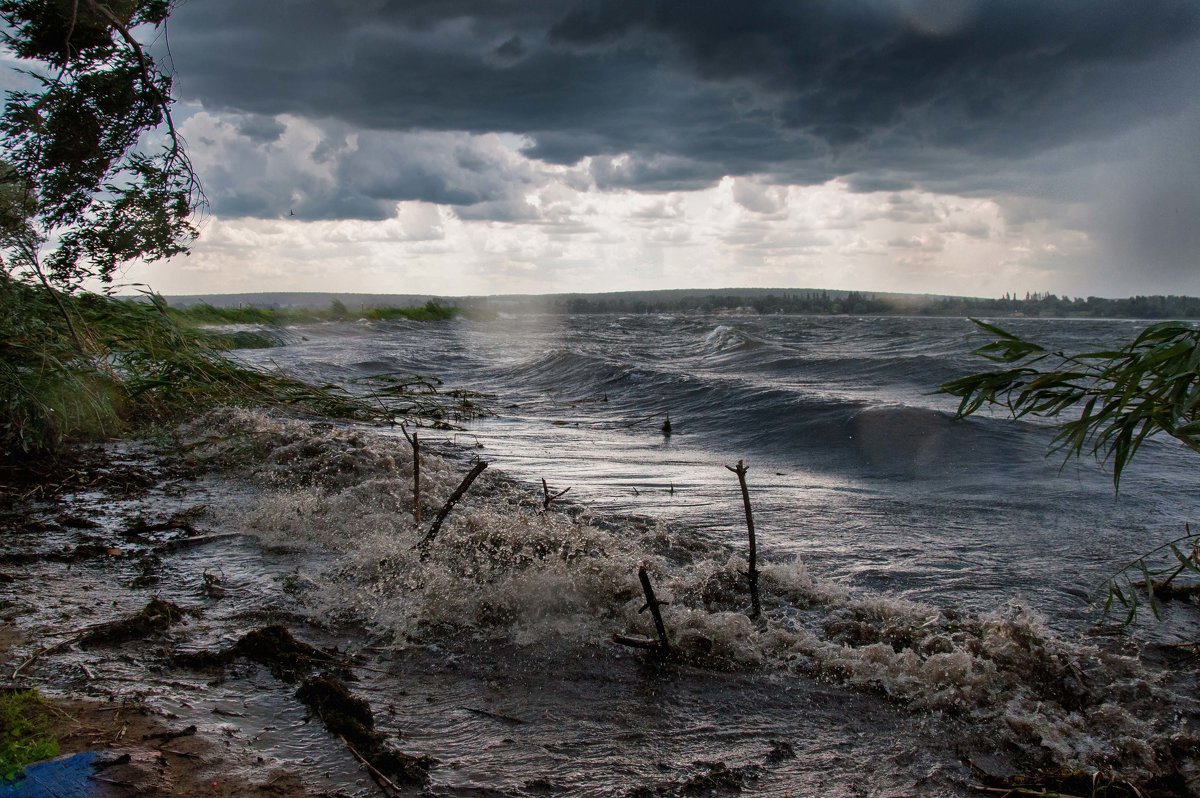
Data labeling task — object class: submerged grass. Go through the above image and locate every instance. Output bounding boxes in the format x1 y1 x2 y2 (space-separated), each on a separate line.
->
0 277 467 457
0 689 59 782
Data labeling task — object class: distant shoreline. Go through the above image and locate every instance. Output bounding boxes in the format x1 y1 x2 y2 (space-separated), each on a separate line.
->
161 287 1200 320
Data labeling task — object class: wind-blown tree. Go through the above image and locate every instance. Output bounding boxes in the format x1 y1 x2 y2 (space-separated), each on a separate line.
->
0 0 199 300
942 319 1200 489
942 319 1200 617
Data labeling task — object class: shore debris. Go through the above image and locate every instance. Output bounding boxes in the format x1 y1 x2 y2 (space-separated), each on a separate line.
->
80 598 192 647
298 671 437 789
173 625 339 681
614 565 673 658
541 477 571 511
414 459 488 554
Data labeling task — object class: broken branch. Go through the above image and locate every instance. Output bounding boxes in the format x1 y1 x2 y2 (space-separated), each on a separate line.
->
401 424 422 527
638 565 671 655
725 459 761 618
541 478 571 511
414 460 489 554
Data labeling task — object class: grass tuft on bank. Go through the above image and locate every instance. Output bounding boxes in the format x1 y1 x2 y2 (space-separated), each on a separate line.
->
0 278 461 457
0 689 59 782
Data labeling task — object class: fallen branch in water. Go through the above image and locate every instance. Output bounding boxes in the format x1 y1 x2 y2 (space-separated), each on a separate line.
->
725 459 761 619
639 566 672 654
143 724 197 743
15 598 197 678
296 671 436 788
13 635 83 678
612 633 660 651
174 625 340 681
342 735 402 796
414 460 488 555
541 478 571 511
152 533 252 554
81 599 192 647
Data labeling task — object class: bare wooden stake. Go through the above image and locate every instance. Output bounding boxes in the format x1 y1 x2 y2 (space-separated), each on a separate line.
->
725 459 761 619
541 478 571 511
414 461 488 555
400 424 422 527
638 565 671 655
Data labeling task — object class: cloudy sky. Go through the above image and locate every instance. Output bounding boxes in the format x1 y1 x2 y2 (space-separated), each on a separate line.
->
124 0 1200 298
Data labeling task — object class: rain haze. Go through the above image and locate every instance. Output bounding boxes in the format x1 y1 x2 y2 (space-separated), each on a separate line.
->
132 0 1200 298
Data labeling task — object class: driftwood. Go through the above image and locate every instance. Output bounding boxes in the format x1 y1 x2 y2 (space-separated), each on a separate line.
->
414 460 489 554
614 566 672 656
142 725 197 743
541 478 571 511
400 424 421 527
13 636 81 678
153 533 249 554
612 633 660 650
638 566 672 653
725 459 761 618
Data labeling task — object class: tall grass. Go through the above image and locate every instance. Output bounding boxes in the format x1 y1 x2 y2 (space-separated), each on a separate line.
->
170 299 458 326
0 278 460 457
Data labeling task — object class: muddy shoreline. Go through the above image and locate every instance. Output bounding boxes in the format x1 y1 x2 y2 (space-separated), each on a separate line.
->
0 431 411 797
3 411 1199 796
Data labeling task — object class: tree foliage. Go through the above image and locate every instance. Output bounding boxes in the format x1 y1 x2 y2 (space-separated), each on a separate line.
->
0 0 198 291
942 319 1200 489
943 319 1200 620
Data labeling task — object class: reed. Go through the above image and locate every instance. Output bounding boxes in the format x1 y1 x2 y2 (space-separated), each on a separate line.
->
169 299 458 327
0 278 456 457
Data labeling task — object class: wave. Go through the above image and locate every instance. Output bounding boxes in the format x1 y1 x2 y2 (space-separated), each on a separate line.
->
486 345 1044 475
179 408 1196 786
702 324 766 353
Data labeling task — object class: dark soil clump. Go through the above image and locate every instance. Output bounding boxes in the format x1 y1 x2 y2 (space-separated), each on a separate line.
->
80 598 191 646
296 672 375 742
174 624 336 680
297 671 437 787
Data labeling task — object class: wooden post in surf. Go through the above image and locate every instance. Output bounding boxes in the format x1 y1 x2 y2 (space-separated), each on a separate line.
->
725 459 761 619
401 424 421 527
414 460 488 556
638 565 671 654
541 478 571 511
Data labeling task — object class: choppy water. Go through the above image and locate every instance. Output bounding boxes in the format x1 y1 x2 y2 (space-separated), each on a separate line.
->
6 313 1199 796
242 314 1196 628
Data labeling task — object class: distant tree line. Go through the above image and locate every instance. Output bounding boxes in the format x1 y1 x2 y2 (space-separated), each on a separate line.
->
560 291 1200 319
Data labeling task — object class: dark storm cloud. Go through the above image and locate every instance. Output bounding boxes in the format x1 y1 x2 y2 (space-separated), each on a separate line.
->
165 0 1200 215
234 114 286 143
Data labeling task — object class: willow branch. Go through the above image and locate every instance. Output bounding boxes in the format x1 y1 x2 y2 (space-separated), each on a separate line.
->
83 0 189 176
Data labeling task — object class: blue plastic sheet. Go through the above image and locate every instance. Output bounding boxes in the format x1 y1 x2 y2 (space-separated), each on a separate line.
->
1 751 101 797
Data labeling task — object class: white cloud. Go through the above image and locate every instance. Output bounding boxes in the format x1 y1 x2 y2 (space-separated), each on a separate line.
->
125 153 1107 300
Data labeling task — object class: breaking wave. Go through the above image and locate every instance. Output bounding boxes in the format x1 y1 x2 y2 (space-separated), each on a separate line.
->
179 408 1200 786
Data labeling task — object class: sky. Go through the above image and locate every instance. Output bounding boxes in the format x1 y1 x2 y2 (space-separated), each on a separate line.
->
115 1 1200 297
